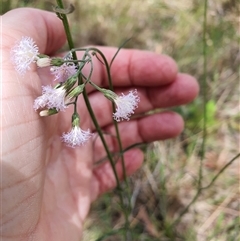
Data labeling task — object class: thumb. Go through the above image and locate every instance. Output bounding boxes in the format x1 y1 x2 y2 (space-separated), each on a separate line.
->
2 7 66 55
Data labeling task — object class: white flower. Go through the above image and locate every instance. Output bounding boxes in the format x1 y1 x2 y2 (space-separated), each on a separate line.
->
11 36 39 75
50 55 77 82
33 85 68 111
62 126 92 148
113 90 140 121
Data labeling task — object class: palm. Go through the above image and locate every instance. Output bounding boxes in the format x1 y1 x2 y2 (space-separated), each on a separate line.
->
38 124 95 241
2 62 145 239
1 71 111 240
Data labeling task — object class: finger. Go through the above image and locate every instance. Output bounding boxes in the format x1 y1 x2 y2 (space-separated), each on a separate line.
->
106 111 184 146
80 47 178 90
80 73 198 130
91 111 183 163
2 8 65 55
91 148 144 199
141 73 199 108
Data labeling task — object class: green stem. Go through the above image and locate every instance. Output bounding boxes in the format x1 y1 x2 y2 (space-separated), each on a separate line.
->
63 59 88 64
56 0 77 60
88 48 131 240
55 0 121 188
198 0 208 190
171 1 240 228
171 153 240 227
201 153 240 190
171 0 208 228
81 78 121 189
88 47 127 182
54 4 133 239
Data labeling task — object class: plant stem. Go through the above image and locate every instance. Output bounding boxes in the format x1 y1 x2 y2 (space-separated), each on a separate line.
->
171 0 209 228
88 48 131 241
201 153 240 190
54 3 134 239
88 47 127 182
55 0 77 60
55 0 121 188
198 0 208 190
171 153 240 226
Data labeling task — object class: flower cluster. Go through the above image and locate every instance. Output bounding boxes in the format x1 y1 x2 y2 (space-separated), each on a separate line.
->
11 36 140 147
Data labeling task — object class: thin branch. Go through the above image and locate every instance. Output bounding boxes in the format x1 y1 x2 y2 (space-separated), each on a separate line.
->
171 153 240 226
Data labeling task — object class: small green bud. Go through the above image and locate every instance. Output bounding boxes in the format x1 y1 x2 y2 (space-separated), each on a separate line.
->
51 57 65 67
101 88 118 101
90 81 117 101
67 84 85 99
72 113 80 127
64 75 78 92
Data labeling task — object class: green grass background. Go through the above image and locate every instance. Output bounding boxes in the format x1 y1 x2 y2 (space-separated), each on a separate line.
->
2 0 239 240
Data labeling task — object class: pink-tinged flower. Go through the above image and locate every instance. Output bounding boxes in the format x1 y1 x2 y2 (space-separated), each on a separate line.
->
33 85 68 111
50 55 77 82
113 90 140 121
61 126 92 148
11 36 39 75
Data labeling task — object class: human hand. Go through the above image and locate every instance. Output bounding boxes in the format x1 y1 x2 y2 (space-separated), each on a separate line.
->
1 8 199 241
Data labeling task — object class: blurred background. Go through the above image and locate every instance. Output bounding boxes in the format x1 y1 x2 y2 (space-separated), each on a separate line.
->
2 0 239 240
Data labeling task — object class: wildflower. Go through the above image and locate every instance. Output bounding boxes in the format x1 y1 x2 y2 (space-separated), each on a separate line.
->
50 54 77 82
62 126 92 148
61 113 92 147
103 89 140 121
33 85 68 111
113 90 140 121
11 36 39 75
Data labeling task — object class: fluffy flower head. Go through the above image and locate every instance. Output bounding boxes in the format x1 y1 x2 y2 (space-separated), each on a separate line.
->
50 54 77 82
62 126 92 148
113 90 140 121
33 85 68 111
11 36 39 75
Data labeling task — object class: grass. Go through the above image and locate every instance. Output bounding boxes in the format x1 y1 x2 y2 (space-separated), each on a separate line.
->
2 0 239 240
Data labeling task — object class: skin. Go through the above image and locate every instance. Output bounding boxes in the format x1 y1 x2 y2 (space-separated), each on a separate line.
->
1 8 199 241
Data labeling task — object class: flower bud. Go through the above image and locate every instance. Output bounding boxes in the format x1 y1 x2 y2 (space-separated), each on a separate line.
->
101 89 118 101
39 108 58 116
63 75 78 92
36 57 51 67
51 57 65 67
67 84 85 99
71 113 80 127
